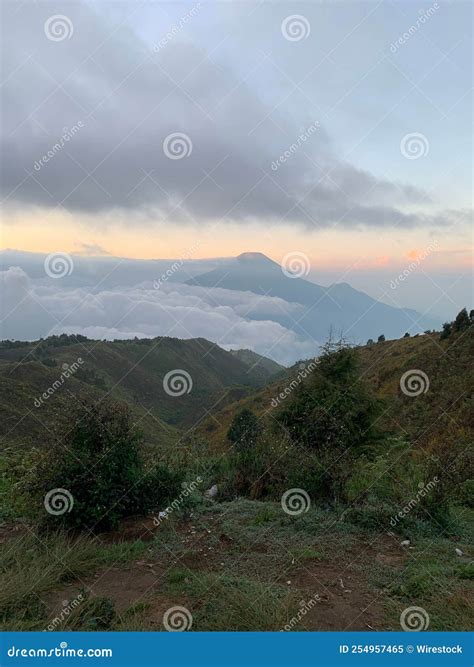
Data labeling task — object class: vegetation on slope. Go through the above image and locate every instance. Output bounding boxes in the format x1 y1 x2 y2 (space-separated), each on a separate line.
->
0 335 282 451
196 324 473 457
229 348 285 377
0 312 472 632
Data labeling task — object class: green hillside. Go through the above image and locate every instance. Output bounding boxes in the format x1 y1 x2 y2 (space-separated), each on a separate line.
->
229 348 285 377
0 322 472 633
196 328 474 454
0 335 282 452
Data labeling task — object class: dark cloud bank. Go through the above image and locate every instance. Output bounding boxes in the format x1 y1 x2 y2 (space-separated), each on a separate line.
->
1 1 468 230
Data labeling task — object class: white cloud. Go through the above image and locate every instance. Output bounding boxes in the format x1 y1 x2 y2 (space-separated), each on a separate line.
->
0 267 317 365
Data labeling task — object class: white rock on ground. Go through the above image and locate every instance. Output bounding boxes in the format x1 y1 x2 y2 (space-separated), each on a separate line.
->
205 484 218 498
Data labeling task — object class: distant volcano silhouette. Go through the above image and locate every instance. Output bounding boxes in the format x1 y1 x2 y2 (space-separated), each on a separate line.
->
187 252 435 343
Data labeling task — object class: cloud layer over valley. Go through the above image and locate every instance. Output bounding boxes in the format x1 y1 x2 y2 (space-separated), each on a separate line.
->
1 263 318 365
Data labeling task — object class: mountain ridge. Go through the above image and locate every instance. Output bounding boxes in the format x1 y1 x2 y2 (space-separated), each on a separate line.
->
187 251 437 342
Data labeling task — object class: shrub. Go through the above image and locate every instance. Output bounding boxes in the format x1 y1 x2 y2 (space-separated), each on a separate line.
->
455 480 474 508
345 438 418 506
227 408 261 451
284 447 351 505
17 400 182 530
229 428 291 499
273 342 386 504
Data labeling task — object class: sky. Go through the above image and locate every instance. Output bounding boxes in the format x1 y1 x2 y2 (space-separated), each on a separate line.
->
1 0 472 321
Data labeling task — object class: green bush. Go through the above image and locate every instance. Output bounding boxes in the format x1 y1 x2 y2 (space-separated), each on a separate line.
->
227 408 262 451
274 342 385 504
455 480 474 508
344 437 457 533
345 438 419 505
229 428 291 498
15 400 182 530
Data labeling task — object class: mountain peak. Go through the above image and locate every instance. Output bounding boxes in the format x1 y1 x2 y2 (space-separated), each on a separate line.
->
236 252 277 266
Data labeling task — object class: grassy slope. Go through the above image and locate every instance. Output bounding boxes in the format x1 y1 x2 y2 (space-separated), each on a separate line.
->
0 336 281 451
196 330 474 452
229 349 285 377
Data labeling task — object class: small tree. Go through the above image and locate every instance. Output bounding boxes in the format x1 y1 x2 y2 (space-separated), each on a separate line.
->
453 308 470 332
377 334 385 343
403 332 410 338
440 308 472 340
440 322 452 340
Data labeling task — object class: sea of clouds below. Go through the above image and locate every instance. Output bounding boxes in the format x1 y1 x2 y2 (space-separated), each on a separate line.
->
1 265 320 366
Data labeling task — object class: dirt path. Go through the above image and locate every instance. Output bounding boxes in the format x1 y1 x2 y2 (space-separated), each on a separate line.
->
45 519 407 631
286 535 407 630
